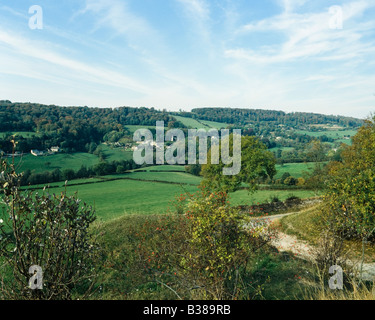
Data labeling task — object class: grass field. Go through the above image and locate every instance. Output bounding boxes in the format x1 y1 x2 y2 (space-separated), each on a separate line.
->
230 189 319 206
43 178 198 221
134 165 186 172
16 166 318 221
172 115 228 129
12 152 100 173
295 129 357 138
199 119 229 129
105 171 202 185
99 144 133 162
275 162 317 179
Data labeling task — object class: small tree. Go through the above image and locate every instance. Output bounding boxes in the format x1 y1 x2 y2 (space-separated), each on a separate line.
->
0 160 101 300
201 135 276 193
135 189 277 300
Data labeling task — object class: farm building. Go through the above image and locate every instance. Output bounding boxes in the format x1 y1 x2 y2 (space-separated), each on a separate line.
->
31 149 44 157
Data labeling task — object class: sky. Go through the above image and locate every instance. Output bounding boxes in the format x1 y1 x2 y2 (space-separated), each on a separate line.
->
0 0 374 118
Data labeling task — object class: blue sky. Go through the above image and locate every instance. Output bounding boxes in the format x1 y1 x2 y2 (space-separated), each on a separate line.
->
0 0 374 118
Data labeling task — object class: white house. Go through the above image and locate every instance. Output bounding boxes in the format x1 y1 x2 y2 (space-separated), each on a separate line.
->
50 146 60 153
31 150 44 157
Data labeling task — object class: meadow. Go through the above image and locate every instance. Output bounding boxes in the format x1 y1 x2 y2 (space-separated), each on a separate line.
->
12 152 99 173
99 144 133 162
172 115 228 129
18 165 318 221
41 178 198 221
295 129 357 145
274 162 316 179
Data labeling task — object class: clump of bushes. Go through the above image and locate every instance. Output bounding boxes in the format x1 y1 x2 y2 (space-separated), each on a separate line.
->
132 189 278 300
0 160 102 300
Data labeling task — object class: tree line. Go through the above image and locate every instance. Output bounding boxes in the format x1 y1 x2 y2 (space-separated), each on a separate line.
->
20 159 141 186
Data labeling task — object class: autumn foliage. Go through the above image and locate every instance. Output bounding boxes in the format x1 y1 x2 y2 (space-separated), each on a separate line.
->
133 188 277 300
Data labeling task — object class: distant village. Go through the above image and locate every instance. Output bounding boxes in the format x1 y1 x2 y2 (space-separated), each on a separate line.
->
0 146 60 158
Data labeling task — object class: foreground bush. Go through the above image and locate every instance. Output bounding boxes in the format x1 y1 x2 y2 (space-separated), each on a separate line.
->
133 189 278 300
324 117 375 241
0 160 102 300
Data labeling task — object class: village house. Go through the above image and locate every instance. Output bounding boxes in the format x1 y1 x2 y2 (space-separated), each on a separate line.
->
31 149 44 157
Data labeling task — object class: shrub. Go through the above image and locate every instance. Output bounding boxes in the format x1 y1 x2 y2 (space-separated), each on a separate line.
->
0 160 102 300
135 189 278 300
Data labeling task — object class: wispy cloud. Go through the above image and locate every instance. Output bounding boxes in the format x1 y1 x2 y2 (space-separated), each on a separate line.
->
0 28 154 95
227 0 375 63
79 0 163 55
176 0 212 48
177 0 210 21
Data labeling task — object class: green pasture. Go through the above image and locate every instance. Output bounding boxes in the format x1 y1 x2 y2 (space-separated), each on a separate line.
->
172 115 227 129
133 165 185 172
99 144 133 162
105 171 202 185
43 178 198 221
295 129 357 140
12 152 99 173
18 167 317 221
229 189 319 207
275 162 317 179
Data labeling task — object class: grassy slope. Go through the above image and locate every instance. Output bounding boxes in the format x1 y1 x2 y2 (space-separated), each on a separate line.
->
230 189 319 207
13 153 99 173
19 169 318 220
134 165 185 172
99 144 133 162
295 129 357 139
94 213 312 300
47 178 198 221
172 115 227 129
275 162 317 179
105 171 202 185
295 129 357 146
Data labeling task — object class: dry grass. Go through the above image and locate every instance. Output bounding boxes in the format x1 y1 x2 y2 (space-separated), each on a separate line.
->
305 276 375 300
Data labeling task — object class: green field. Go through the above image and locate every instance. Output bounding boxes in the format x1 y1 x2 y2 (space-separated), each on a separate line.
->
172 115 228 129
12 152 100 173
134 165 185 172
99 144 133 162
106 171 202 185
16 166 318 221
41 178 197 221
295 129 357 145
230 189 319 207
199 119 229 129
275 162 317 179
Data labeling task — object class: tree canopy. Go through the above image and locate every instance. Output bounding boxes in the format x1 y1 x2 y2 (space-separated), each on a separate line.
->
201 135 276 193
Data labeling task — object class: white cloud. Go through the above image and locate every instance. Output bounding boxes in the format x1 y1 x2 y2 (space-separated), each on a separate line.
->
177 0 210 20
0 29 153 95
227 0 375 64
80 0 163 55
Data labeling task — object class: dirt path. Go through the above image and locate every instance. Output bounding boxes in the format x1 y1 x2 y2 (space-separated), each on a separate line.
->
265 212 375 281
